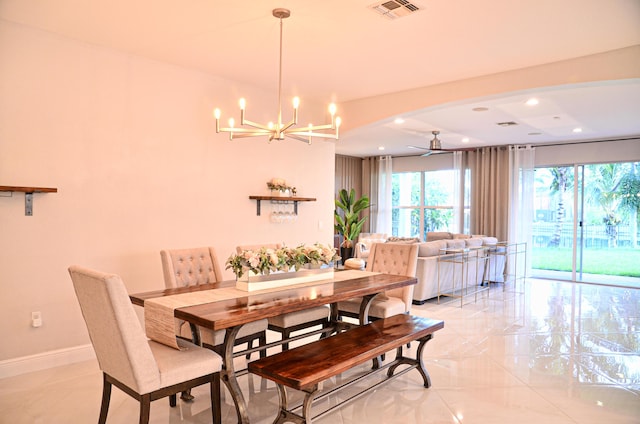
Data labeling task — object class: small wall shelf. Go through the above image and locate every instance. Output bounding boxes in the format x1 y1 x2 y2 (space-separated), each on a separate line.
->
249 195 316 216
0 186 58 216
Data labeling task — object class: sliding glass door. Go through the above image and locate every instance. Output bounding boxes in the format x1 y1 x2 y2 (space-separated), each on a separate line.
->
532 166 576 280
532 161 640 287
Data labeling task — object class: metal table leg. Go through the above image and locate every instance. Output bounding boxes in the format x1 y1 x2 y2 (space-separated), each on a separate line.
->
220 325 251 424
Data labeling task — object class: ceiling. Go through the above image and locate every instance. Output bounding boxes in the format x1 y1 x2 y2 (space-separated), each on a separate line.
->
2 0 639 157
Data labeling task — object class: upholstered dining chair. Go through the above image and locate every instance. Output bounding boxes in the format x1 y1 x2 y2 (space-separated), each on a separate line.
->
337 242 419 321
236 243 331 351
160 247 268 358
68 265 222 424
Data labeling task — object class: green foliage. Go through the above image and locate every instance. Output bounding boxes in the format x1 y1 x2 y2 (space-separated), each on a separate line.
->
532 247 640 278
334 188 370 248
619 165 640 211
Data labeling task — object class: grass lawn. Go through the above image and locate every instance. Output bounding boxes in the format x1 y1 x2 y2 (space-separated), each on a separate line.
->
532 247 640 277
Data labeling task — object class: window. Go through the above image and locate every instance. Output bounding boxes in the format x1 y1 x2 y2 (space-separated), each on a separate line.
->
392 169 467 240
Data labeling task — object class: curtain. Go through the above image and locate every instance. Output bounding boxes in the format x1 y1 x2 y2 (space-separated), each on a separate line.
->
453 151 464 234
335 155 362 200
362 157 376 233
508 145 535 276
469 146 510 241
376 156 393 235
335 155 362 246
360 156 392 234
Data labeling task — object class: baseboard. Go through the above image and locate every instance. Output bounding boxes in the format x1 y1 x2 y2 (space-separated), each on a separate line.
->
0 344 96 379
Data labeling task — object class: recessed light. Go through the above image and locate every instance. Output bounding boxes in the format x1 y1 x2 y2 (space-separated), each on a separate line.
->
461 137 470 143
394 118 405 124
472 107 489 112
378 146 385 150
525 98 539 106
573 127 583 133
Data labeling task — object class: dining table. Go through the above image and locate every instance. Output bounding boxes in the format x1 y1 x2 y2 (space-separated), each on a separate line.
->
129 269 417 424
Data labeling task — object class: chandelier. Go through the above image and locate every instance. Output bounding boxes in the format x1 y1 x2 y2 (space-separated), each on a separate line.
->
213 8 341 144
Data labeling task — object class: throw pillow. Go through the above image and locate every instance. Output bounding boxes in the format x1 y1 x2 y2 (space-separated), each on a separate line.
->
426 232 453 241
386 236 421 244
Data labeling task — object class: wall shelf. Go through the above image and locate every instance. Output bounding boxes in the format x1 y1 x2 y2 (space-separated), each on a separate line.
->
0 186 58 216
249 195 316 216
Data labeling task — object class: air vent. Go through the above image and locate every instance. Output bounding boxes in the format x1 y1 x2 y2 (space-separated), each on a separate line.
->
369 0 422 20
497 121 518 127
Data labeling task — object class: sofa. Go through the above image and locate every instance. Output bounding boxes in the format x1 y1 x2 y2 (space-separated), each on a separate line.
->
361 232 506 305
413 235 507 304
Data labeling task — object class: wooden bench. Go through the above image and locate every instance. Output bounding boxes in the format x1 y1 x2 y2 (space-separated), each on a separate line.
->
248 314 444 424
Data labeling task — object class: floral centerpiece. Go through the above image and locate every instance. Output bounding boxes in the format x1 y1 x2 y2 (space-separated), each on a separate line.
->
226 243 340 291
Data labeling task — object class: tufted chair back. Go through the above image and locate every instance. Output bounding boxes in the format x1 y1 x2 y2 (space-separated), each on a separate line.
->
366 242 419 312
160 247 223 288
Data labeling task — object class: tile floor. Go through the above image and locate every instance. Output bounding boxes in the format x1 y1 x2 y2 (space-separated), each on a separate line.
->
1 278 638 423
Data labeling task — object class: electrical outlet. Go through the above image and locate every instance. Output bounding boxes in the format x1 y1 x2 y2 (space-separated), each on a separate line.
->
31 311 42 328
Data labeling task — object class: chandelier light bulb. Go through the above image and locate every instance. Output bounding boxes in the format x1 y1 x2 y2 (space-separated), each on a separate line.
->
228 118 235 128
336 117 342 127
239 98 246 110
293 97 300 109
214 108 221 119
329 103 337 116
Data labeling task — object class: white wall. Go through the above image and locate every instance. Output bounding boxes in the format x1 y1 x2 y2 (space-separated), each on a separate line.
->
393 139 640 173
534 138 640 166
0 22 336 363
340 45 640 133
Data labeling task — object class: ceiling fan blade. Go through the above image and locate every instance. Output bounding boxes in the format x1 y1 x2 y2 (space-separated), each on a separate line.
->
407 145 432 155
439 147 476 152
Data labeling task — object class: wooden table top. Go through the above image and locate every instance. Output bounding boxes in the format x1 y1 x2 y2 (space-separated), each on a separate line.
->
130 272 416 331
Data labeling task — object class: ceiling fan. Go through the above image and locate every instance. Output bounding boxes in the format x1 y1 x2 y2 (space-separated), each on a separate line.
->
408 131 475 157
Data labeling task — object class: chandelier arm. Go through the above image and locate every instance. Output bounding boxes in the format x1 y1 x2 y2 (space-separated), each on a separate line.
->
217 127 271 135
286 134 312 144
296 123 337 132
237 119 273 132
287 130 339 140
279 119 297 133
228 132 276 139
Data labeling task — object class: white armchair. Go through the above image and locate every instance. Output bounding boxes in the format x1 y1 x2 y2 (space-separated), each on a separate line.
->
354 233 388 261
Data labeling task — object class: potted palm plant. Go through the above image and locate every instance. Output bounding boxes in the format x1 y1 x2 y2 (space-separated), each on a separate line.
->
334 188 370 263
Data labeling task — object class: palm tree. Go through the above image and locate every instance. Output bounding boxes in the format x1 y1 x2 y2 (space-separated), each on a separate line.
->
618 162 640 249
548 167 573 247
586 163 626 248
